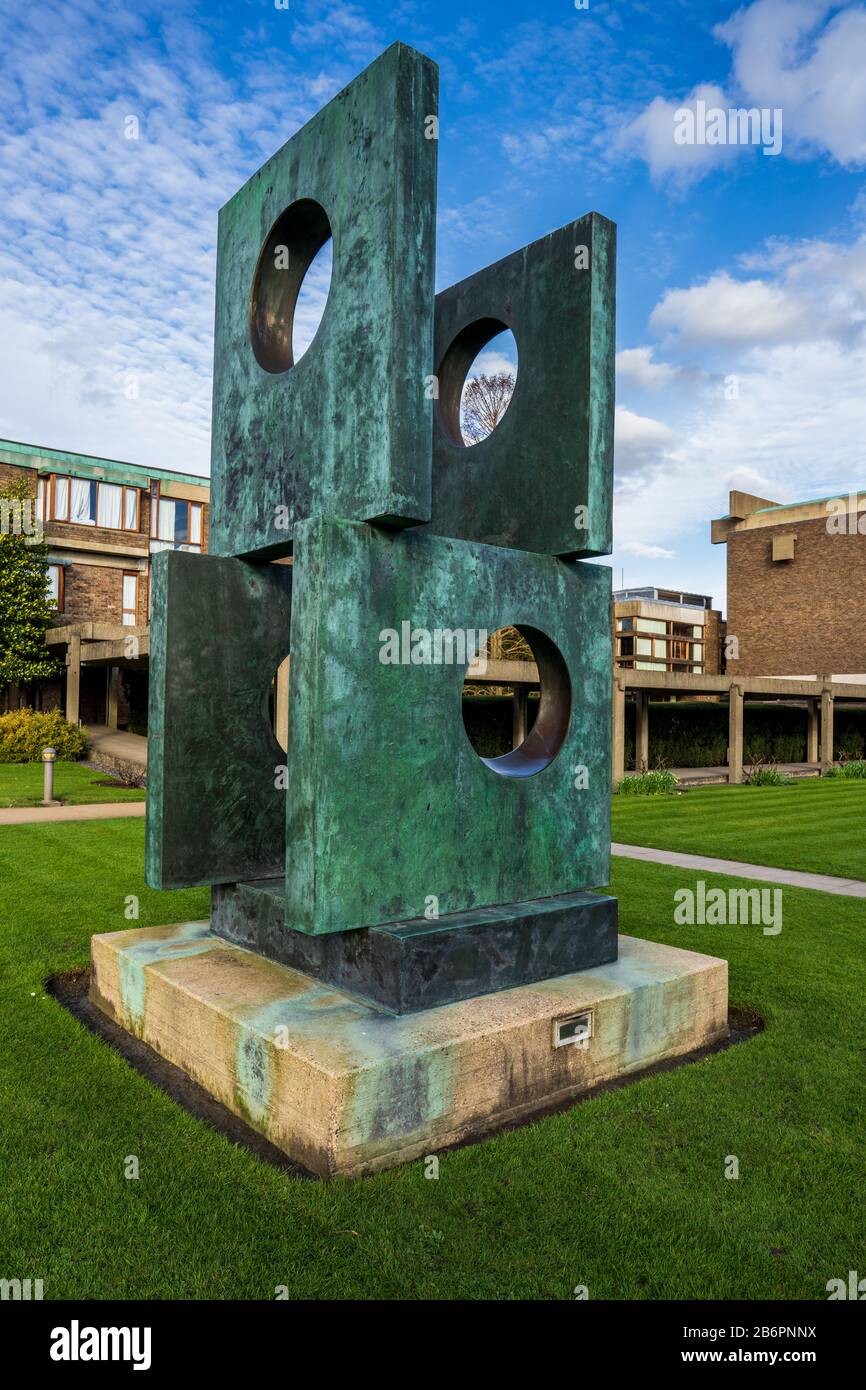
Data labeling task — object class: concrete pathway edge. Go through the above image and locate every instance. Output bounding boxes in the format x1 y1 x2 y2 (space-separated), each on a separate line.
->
0 801 146 827
612 842 866 898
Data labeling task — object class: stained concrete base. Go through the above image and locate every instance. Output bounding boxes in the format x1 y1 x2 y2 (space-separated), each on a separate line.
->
90 924 728 1178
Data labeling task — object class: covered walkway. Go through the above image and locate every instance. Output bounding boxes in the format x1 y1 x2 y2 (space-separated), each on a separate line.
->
613 670 866 787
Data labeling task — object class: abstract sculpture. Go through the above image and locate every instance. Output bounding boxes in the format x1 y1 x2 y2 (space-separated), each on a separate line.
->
91 43 728 1176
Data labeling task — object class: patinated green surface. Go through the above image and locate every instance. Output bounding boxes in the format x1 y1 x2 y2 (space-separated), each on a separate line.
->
209 41 437 560
145 549 292 888
426 213 615 558
214 880 617 1011
146 40 617 968
283 517 611 934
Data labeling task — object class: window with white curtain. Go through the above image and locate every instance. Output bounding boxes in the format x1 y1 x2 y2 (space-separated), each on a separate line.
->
70 478 96 525
153 497 203 547
54 476 70 520
122 573 138 625
41 475 140 530
97 483 123 529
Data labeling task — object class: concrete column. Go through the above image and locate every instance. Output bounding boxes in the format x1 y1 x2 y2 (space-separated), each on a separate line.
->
66 635 81 726
275 657 290 751
728 683 744 785
634 691 649 772
106 667 122 730
612 677 626 787
512 684 529 749
807 699 819 764
821 686 834 773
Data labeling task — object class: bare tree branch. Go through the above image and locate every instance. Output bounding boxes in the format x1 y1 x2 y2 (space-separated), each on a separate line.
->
460 371 515 444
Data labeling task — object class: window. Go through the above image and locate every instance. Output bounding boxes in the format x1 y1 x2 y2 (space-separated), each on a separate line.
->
70 478 96 524
122 572 138 626
97 483 123 528
124 487 139 529
40 475 140 531
151 494 203 549
46 564 64 612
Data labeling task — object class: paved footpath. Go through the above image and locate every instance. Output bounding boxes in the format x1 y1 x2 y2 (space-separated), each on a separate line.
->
612 842 866 898
0 801 146 827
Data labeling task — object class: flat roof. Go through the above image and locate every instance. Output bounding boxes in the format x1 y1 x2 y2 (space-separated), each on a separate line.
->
0 436 210 491
754 489 866 515
614 586 714 609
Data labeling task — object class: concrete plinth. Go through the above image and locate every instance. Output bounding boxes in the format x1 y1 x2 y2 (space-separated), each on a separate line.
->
90 925 728 1178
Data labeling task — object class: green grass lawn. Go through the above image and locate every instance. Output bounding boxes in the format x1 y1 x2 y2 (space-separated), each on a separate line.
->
1 818 863 1299
613 776 866 880
0 761 145 808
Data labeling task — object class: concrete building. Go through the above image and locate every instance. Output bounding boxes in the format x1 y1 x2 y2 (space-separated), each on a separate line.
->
613 586 724 675
712 488 866 679
0 437 209 726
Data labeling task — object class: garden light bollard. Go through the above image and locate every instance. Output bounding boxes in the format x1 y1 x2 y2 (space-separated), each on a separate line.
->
41 746 57 806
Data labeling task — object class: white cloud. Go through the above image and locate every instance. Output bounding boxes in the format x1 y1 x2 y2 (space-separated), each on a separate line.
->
0 2 342 472
616 346 679 391
619 540 676 560
717 0 866 166
614 406 675 475
618 83 742 185
623 1 866 183
650 272 812 347
650 234 866 350
612 209 866 596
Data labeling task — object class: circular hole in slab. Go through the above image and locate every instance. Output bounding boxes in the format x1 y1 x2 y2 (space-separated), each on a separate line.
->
249 199 333 374
461 625 571 777
436 321 518 447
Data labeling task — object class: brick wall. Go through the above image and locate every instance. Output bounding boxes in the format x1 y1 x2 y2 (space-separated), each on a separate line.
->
0 461 34 492
703 610 724 674
62 563 144 626
47 518 149 552
726 516 866 675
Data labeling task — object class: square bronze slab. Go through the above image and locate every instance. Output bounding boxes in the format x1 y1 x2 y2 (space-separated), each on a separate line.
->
145 550 292 888
209 42 437 561
285 517 612 934
425 212 615 559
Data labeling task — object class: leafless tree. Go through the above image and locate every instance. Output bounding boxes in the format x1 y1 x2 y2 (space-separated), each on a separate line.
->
461 371 515 445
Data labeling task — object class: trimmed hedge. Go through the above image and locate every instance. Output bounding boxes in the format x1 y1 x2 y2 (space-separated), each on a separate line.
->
626 700 866 769
0 709 88 763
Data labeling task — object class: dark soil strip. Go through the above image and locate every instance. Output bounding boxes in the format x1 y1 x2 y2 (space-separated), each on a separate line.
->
47 967 312 1178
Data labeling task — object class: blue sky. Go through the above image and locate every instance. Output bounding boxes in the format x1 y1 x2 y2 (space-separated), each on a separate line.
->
2 0 866 611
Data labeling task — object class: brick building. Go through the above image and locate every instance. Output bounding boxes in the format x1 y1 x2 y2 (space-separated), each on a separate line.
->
0 437 209 726
613 586 724 675
712 489 866 679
